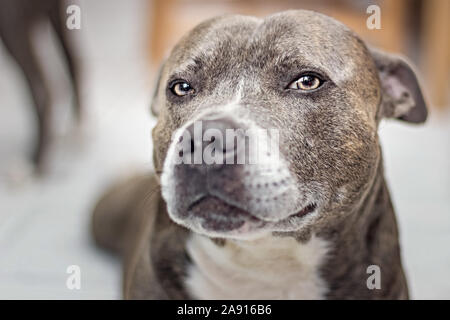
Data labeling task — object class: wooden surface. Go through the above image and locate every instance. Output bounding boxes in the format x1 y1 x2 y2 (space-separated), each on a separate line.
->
421 0 450 108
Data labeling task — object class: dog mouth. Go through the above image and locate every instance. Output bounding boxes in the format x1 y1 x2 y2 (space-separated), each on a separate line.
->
291 203 317 218
186 195 316 232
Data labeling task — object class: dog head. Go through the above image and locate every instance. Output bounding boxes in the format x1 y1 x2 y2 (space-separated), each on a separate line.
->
152 10 427 239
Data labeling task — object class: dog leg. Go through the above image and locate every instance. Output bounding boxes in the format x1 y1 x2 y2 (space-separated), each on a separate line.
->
49 4 82 123
92 174 160 256
1 28 51 172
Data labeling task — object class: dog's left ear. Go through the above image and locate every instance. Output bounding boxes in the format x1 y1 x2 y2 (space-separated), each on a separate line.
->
370 47 428 123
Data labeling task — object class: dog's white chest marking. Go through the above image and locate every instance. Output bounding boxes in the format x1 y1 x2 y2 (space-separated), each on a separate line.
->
185 233 330 299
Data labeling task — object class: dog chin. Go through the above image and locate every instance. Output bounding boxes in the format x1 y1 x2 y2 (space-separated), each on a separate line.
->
172 214 318 241
168 206 271 240
190 219 272 240
167 197 319 240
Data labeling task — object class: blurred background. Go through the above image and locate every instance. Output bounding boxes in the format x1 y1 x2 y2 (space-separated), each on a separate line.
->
0 0 448 299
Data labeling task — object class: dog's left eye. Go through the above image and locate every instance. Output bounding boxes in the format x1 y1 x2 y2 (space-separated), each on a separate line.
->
170 81 195 96
288 75 323 91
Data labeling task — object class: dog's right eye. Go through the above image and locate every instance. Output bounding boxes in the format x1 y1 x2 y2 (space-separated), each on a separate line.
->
170 81 195 97
287 74 324 91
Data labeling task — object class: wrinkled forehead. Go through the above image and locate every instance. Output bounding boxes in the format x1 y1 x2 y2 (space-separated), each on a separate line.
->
167 11 370 84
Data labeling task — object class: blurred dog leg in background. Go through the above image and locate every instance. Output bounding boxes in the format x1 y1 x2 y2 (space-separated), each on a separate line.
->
0 0 81 174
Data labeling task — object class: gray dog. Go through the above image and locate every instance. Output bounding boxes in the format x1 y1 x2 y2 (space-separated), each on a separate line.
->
92 10 427 299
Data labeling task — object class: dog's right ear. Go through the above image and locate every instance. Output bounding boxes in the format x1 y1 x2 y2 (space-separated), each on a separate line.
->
150 62 165 117
370 47 428 124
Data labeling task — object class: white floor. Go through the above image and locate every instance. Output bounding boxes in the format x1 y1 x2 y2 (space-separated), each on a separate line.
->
0 0 449 299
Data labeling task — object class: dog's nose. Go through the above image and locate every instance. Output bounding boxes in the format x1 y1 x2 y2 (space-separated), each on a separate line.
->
182 117 241 163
